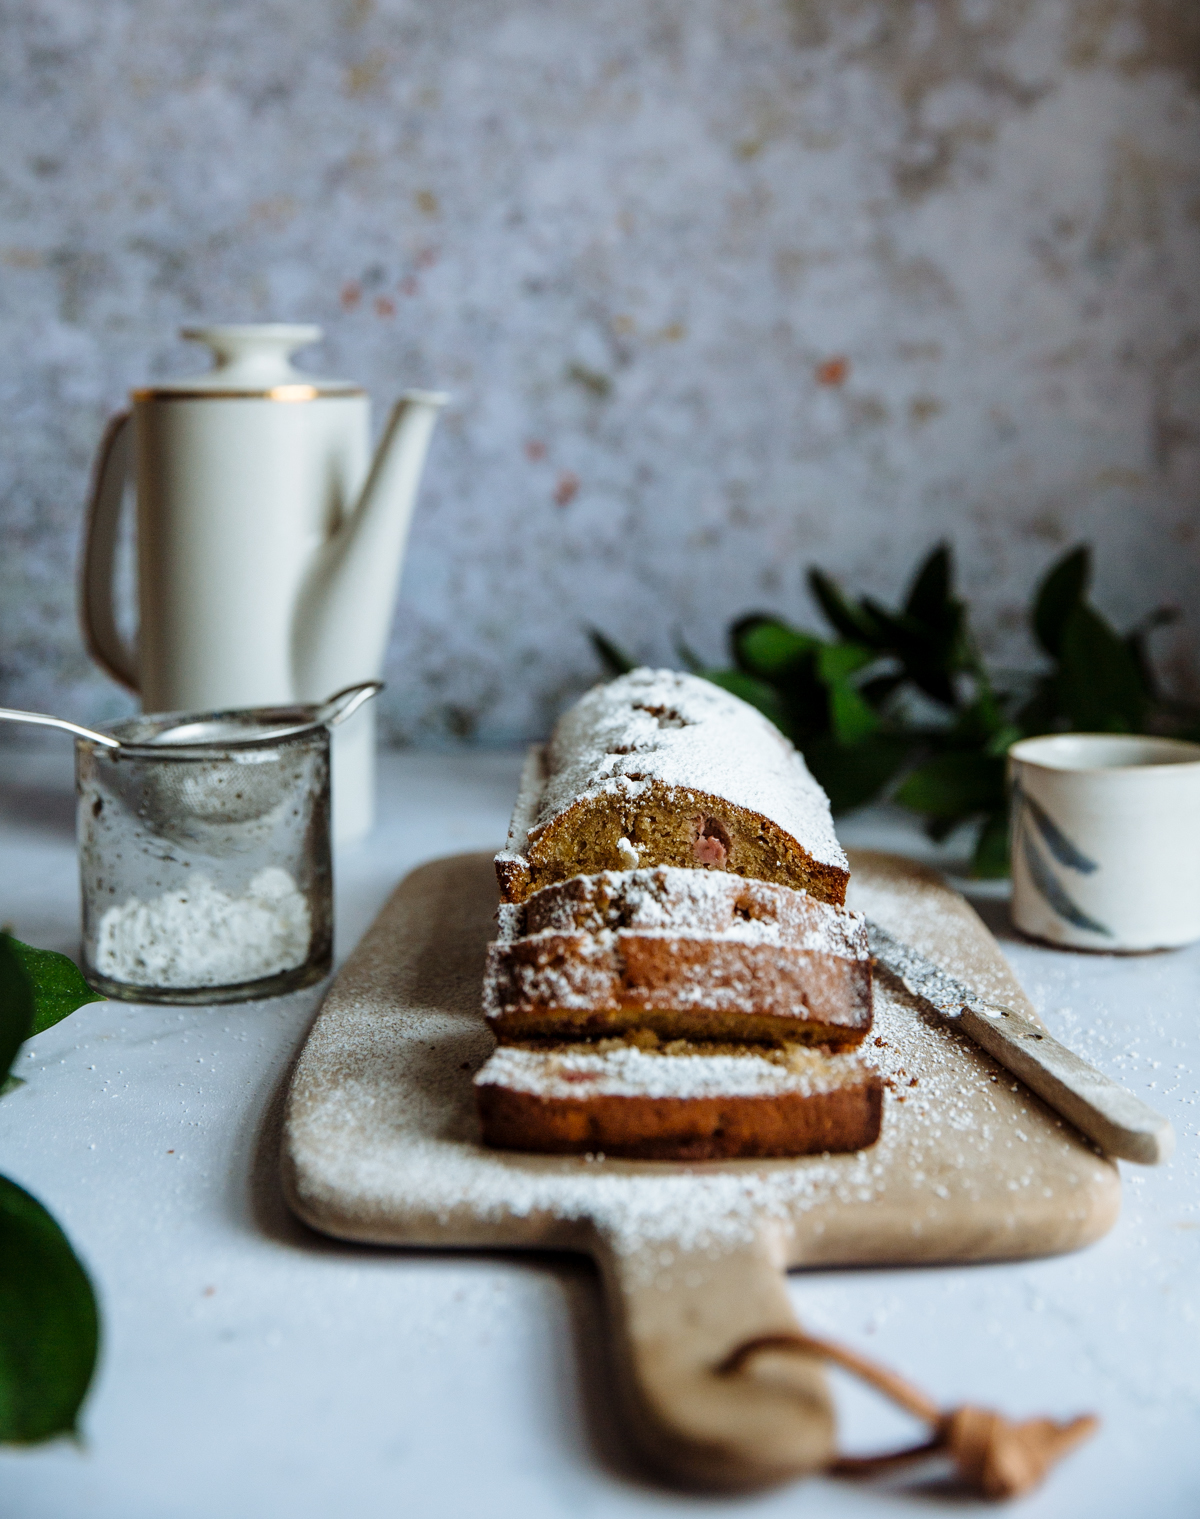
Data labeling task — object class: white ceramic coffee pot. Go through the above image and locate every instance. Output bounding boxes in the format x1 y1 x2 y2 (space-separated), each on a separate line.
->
80 325 446 841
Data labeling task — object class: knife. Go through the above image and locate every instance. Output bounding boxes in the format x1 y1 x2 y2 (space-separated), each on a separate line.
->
866 919 1174 1166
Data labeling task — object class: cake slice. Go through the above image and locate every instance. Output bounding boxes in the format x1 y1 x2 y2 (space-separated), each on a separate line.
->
475 1036 882 1160
494 669 848 905
485 866 872 1048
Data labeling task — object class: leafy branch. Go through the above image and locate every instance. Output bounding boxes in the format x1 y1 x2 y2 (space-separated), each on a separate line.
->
1 933 104 1443
591 543 1191 877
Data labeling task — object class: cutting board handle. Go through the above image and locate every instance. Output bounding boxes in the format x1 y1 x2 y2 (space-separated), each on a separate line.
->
594 1228 835 1489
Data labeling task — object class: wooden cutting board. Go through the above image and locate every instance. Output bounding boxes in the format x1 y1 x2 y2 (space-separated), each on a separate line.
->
281 850 1119 1490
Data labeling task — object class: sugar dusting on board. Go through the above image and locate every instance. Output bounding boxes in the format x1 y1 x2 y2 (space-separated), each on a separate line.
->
285 853 1118 1288
846 855 1035 1016
296 984 1091 1274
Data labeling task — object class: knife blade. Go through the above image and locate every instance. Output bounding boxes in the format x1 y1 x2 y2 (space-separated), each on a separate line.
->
866 918 1174 1166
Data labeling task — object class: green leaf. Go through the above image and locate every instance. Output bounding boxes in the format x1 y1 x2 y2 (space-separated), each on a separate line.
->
859 671 906 709
701 669 789 731
588 628 635 677
815 642 875 683
771 669 834 747
858 597 917 647
1033 546 1090 658
0 938 33 1086
971 811 1011 879
807 567 882 644
0 1174 100 1443
1125 607 1177 704
812 643 882 745
826 681 880 745
1057 602 1146 731
860 597 962 707
924 814 963 844
894 752 1007 819
904 542 953 628
730 616 818 679
981 723 1023 758
3 939 104 1038
1014 673 1060 736
955 656 1013 736
803 735 913 814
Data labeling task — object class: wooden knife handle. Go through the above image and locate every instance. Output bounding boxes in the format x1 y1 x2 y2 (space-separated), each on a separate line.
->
959 1004 1174 1165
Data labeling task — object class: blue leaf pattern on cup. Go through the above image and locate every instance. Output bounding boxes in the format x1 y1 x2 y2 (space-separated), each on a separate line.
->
1018 812 1113 937
1012 779 1098 874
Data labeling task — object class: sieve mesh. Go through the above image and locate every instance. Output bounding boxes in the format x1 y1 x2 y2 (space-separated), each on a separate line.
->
103 708 326 849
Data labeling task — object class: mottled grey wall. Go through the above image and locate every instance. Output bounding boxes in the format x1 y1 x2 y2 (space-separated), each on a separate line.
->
2 0 1199 744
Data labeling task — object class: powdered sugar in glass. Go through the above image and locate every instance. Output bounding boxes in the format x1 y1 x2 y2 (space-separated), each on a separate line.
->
77 704 334 1003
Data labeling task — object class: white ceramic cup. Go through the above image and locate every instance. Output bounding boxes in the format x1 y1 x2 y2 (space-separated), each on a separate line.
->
1008 733 1200 951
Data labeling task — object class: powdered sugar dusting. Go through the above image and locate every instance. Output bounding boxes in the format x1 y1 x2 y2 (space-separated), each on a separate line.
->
291 978 1110 1270
497 747 545 860
519 670 845 872
484 866 871 1027
483 933 618 1016
483 923 871 1024
476 1040 870 1100
285 853 1117 1280
514 866 867 957
846 857 1040 1022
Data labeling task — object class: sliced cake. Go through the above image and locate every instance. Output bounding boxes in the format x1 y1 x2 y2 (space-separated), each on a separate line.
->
485 866 872 1048
494 668 849 906
475 1035 883 1160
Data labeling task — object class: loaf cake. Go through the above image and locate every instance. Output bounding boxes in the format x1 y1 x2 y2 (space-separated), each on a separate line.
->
475 1035 883 1160
494 669 849 906
485 866 872 1048
478 668 879 1162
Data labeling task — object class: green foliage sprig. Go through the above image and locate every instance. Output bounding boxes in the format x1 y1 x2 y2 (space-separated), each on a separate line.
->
592 544 1190 877
0 934 103 1443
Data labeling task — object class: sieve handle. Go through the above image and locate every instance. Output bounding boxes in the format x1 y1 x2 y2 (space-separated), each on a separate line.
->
316 681 384 728
0 708 120 749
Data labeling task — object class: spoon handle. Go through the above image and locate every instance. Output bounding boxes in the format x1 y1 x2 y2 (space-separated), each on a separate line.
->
0 707 121 749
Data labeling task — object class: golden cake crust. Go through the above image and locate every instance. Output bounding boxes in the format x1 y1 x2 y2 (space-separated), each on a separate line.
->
495 670 849 904
485 867 873 1047
485 934 872 1047
475 1039 883 1159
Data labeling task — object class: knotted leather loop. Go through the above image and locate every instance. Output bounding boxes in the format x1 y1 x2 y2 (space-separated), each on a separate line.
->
718 1330 1097 1501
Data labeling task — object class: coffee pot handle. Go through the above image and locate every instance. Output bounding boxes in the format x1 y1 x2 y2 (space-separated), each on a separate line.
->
80 411 139 693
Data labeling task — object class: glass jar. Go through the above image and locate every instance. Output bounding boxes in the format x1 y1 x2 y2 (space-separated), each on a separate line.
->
76 704 334 1004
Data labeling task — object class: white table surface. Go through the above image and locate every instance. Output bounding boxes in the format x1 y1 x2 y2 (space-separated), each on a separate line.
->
0 745 1196 1519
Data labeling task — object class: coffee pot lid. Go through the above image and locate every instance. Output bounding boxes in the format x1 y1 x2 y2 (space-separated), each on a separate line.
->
134 324 363 400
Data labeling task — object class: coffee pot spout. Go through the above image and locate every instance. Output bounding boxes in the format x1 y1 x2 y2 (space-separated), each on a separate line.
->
291 389 447 699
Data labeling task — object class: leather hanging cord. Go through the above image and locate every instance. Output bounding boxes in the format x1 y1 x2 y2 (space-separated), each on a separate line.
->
718 1331 1098 1501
